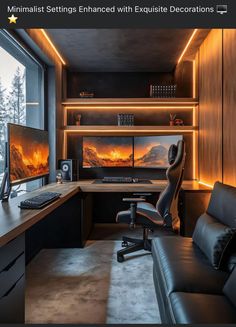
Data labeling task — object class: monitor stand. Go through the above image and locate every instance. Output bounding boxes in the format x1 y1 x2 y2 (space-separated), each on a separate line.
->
0 169 11 202
0 142 11 202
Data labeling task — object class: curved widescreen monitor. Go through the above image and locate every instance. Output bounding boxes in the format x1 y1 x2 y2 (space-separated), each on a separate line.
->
8 123 49 185
134 135 183 168
82 135 183 169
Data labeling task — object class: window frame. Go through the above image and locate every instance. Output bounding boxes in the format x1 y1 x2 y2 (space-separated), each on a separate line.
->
0 29 47 191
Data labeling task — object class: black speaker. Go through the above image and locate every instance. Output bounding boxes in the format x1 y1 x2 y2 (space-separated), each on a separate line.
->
58 159 79 181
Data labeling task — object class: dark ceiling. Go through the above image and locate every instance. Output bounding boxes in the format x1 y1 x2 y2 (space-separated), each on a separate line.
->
46 29 194 72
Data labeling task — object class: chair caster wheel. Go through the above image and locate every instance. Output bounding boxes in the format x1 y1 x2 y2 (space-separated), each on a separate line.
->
117 254 125 263
121 241 128 247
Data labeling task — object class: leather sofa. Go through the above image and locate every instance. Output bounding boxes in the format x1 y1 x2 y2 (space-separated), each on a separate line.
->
152 182 236 324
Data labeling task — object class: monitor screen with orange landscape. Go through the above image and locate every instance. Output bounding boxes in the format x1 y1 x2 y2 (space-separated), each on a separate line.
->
134 135 182 168
83 136 133 168
8 124 49 185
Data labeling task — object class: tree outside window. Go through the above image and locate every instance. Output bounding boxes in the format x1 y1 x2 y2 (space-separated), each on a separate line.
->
0 47 26 181
0 32 44 193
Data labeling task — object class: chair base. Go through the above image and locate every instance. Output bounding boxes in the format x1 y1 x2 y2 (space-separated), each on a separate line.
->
117 228 152 262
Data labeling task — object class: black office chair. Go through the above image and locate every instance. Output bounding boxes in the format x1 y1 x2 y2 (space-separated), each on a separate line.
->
116 140 186 262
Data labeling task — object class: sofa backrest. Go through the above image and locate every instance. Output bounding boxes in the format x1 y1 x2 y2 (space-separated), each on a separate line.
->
207 182 236 228
223 267 236 307
206 182 236 271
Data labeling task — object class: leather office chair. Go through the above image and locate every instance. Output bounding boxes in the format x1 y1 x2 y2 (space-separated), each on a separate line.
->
116 140 186 262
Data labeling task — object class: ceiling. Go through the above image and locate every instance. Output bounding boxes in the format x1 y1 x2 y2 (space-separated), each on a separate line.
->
46 29 195 72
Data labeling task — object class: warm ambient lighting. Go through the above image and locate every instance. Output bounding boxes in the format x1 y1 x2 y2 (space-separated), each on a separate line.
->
40 29 66 65
198 181 214 188
192 60 196 99
63 102 197 105
192 101 197 179
65 106 195 110
178 29 198 64
192 131 196 180
64 129 195 133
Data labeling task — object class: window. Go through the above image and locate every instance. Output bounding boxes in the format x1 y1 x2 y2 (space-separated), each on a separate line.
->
0 30 44 192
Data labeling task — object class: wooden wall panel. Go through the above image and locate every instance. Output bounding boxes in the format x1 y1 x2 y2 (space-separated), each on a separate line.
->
223 29 236 186
174 61 193 98
198 29 223 185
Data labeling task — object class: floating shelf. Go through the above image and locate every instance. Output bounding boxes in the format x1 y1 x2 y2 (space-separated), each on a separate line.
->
64 125 197 136
62 98 198 107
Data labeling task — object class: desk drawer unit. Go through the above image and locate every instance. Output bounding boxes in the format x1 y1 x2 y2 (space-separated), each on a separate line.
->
0 234 25 323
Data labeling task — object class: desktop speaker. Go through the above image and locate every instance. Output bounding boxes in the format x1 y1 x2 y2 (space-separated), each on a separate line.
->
58 159 79 181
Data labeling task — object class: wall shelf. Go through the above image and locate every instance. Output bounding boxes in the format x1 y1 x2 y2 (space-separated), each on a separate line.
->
63 99 198 180
62 98 198 107
64 125 196 136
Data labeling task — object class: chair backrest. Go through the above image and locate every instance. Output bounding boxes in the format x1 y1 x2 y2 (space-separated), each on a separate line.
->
156 140 186 231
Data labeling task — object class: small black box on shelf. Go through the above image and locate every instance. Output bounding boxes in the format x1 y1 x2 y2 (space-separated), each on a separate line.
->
117 114 134 126
150 84 177 98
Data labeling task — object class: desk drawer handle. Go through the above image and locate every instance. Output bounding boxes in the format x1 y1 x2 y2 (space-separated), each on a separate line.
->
1 274 24 298
1 252 24 273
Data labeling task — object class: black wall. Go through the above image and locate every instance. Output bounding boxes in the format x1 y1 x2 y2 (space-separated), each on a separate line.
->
67 72 174 98
67 61 193 98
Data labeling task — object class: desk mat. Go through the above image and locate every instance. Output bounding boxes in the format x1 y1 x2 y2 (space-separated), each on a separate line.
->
93 179 152 184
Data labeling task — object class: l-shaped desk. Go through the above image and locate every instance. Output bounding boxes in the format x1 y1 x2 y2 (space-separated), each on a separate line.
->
0 179 211 323
0 179 211 247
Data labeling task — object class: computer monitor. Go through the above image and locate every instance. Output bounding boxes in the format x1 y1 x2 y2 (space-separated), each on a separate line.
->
83 136 133 168
8 123 49 185
134 135 183 168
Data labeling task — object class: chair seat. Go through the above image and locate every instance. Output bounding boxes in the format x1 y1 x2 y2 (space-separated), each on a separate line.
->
152 236 228 296
116 201 164 228
169 292 236 324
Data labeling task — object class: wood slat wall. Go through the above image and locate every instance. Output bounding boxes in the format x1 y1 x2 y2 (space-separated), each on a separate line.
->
198 29 236 187
223 29 236 186
198 29 223 185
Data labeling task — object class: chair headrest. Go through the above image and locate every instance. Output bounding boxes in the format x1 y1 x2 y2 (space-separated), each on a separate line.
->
168 144 178 165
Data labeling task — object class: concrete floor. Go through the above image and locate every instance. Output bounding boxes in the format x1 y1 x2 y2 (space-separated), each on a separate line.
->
25 224 161 324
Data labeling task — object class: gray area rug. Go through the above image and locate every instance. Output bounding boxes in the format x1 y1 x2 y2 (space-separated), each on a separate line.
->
26 241 160 324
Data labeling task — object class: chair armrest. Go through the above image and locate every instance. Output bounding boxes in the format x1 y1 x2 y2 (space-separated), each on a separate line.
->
123 198 146 202
133 193 152 197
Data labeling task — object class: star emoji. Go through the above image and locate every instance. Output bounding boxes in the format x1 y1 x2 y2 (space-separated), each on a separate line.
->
8 14 18 24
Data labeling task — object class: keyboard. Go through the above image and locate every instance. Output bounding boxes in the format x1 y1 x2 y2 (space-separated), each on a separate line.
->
19 192 61 209
102 177 138 183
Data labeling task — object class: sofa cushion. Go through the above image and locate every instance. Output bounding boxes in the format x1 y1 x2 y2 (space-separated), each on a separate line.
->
152 236 228 296
192 213 236 269
207 182 236 228
223 267 236 307
169 292 236 324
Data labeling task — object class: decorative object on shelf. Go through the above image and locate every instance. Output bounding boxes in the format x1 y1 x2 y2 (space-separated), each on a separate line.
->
169 114 176 126
169 113 184 126
79 91 94 98
174 118 184 126
118 114 134 126
74 113 81 126
150 84 177 98
56 170 63 184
